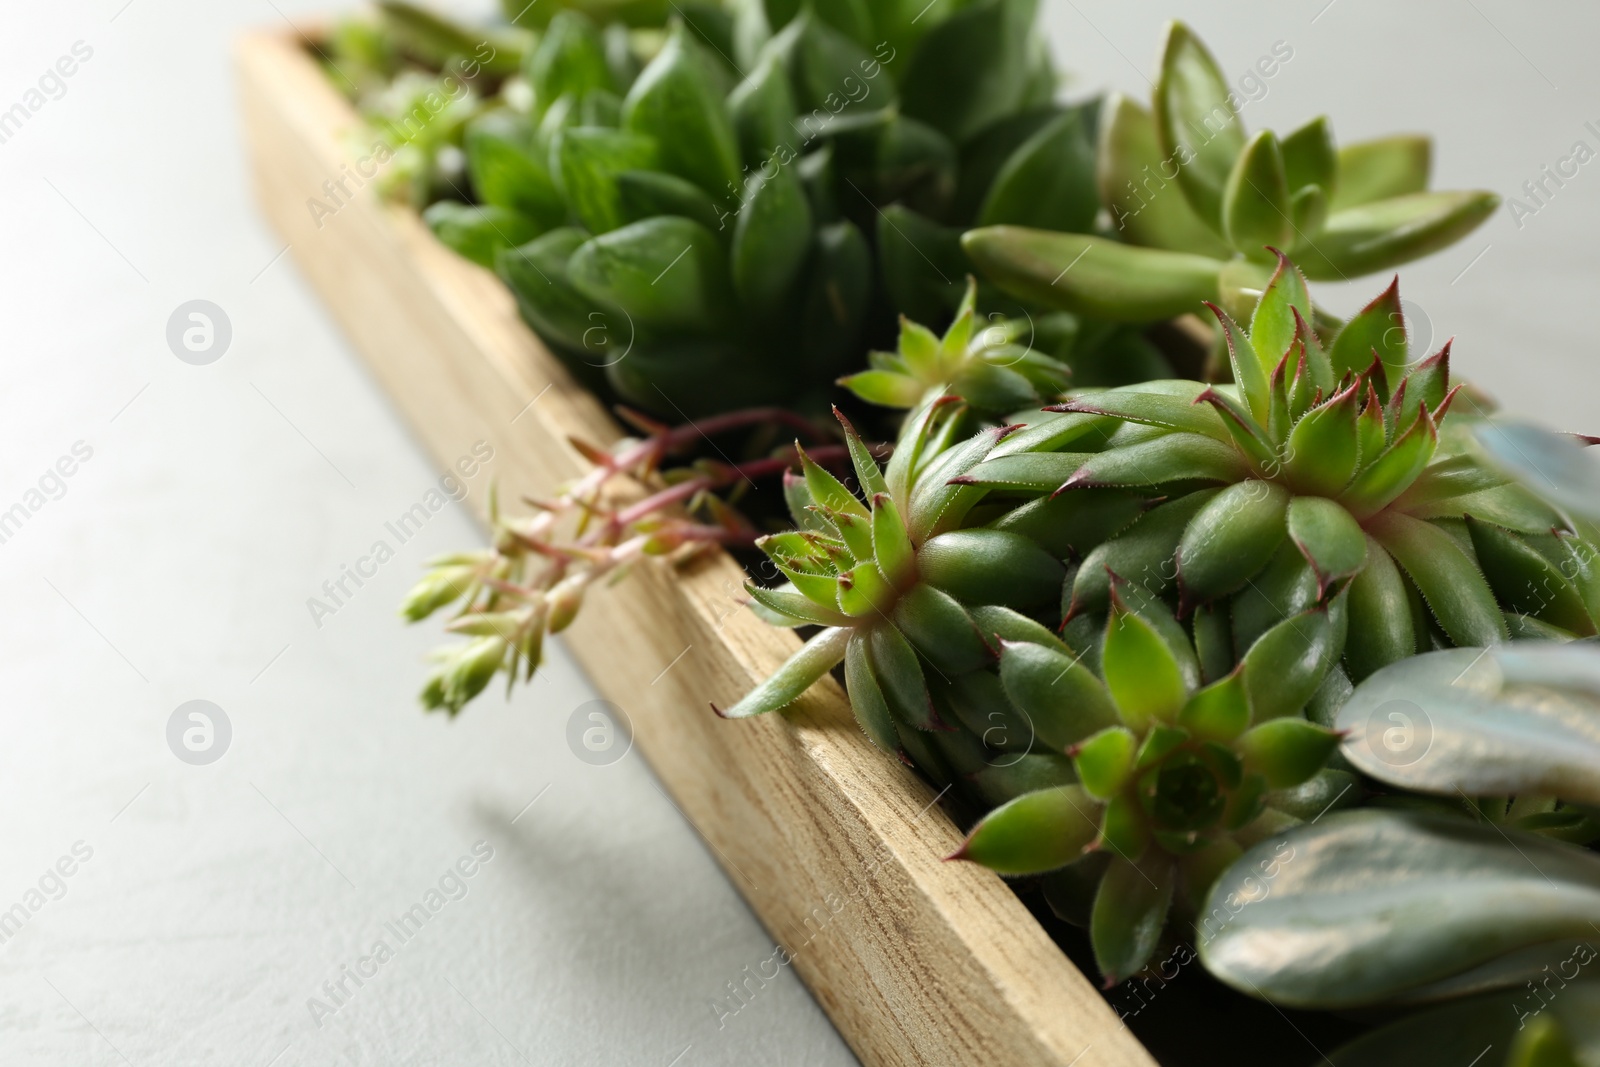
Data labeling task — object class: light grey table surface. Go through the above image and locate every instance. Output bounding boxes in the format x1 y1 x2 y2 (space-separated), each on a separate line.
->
0 2 1594 1065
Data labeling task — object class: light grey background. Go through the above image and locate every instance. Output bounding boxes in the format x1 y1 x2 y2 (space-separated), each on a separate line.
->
0 2 1594 1065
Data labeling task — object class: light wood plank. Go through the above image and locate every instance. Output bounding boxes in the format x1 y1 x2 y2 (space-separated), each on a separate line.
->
235 30 1157 1067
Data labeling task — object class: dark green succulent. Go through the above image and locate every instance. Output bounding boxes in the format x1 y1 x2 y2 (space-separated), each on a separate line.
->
962 21 1498 324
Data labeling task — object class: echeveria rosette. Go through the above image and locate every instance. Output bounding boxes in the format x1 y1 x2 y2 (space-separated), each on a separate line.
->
951 584 1344 985
1196 643 1600 1012
840 279 1071 417
964 256 1599 685
961 20 1499 324
719 401 1066 762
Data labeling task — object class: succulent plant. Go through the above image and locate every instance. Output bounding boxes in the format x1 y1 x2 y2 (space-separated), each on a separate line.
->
962 21 1499 324
719 399 1067 750
959 256 1600 690
949 585 1344 983
839 279 1070 416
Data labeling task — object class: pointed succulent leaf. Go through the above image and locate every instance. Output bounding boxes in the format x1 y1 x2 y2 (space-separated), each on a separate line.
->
1060 433 1251 492
1393 452 1510 510
1288 185 1328 250
1468 519 1595 635
1050 388 1229 441
955 452 1096 494
1208 304 1272 424
1103 592 1189 729
979 108 1099 234
1286 496 1368 595
868 495 914 587
1283 385 1363 496
799 444 868 521
1091 856 1176 985
1200 810 1600 1008
1222 130 1293 257
836 557 894 616
720 626 850 718
745 581 854 627
1341 411 1438 517
1343 535 1417 681
908 426 1012 543
527 11 615 111
1177 480 1290 606
1070 726 1136 801
839 369 925 408
918 529 1065 610
1193 385 1276 469
897 317 943 380
1330 134 1431 212
1328 276 1406 387
623 29 742 197
967 605 1073 656
1153 21 1245 230
1296 191 1500 280
1192 602 1235 686
952 785 1101 876
843 631 901 755
1393 342 1452 434
899 0 1035 143
1241 606 1338 721
1178 670 1251 741
1338 645 1600 804
1071 490 1221 615
1356 383 1387 462
1473 420 1600 525
728 53 796 164
1099 793 1152 858
971 754 1080 810
732 162 815 319
867 623 939 730
1097 93 1233 257
999 639 1120 750
1281 115 1337 199
1370 512 1509 647
568 217 733 335
891 584 993 674
1238 718 1340 789
961 228 1223 323
782 469 831 533
552 127 660 234
839 423 888 500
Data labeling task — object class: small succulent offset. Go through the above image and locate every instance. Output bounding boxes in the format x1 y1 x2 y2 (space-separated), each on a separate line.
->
963 21 1498 324
952 587 1342 983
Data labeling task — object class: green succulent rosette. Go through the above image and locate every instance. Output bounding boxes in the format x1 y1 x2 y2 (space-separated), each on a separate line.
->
962 20 1499 324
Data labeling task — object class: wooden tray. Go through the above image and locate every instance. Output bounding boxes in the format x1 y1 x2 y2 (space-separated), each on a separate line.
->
236 29 1155 1067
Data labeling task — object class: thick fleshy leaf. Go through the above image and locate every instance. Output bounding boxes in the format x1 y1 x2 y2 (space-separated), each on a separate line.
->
1241 606 1338 721
728 53 797 164
1230 542 1320 652
615 169 723 232
1343 538 1417 681
1337 645 1600 803
892 584 992 673
527 11 616 112
568 217 732 334
868 496 913 586
1178 671 1249 741
1199 810 1600 1007
1283 385 1363 497
1071 490 1221 615
1103 592 1188 729
552 126 659 234
899 0 1037 143
868 624 939 730
1072 726 1138 800
1060 433 1251 492
1286 495 1368 595
1177 480 1289 607
1328 275 1406 387
719 626 850 717
1049 388 1227 441
1222 130 1293 257
1370 511 1509 647
954 452 1095 494
998 639 1120 749
1297 191 1499 280
843 631 900 754
1469 519 1595 635
961 228 1222 323
1330 134 1430 212
1341 412 1438 518
1324 984 1600 1067
1474 421 1600 525
955 783 1103 879
918 529 1065 610
1238 718 1340 789
1248 252 1313 376
731 162 814 318
423 202 540 270
1097 93 1233 257
1153 21 1245 230
1280 116 1337 199
966 605 1072 655
908 425 1010 541
1091 856 1175 984
970 754 1080 809
623 30 741 197
979 108 1098 234
745 581 853 627
463 111 565 228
